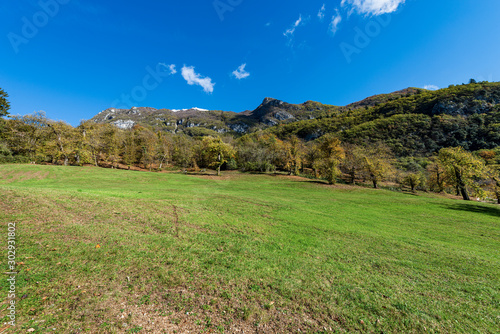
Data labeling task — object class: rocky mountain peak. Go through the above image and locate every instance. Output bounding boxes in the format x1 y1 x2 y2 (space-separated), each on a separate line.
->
260 97 284 108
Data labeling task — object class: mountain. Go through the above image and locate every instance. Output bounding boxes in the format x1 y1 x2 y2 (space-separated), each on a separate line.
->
90 98 342 135
90 82 500 156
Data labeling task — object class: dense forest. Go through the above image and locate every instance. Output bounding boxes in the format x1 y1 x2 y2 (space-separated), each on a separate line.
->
0 83 499 203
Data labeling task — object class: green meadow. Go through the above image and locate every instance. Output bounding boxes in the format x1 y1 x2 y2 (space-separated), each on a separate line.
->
0 164 499 333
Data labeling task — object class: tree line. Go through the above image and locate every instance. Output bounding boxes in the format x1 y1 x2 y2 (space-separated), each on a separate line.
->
0 89 499 203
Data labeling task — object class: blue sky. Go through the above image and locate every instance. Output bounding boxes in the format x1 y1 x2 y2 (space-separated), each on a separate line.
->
1 0 500 125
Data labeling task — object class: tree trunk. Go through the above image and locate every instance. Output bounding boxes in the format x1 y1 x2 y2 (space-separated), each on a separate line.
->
217 165 221 176
460 187 470 201
350 170 355 184
372 180 378 189
455 169 470 201
436 170 443 192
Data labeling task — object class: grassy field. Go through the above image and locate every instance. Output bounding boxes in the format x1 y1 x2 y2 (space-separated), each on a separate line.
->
0 164 499 333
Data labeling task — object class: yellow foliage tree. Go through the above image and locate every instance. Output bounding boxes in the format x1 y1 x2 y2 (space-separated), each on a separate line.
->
438 147 486 201
315 134 345 184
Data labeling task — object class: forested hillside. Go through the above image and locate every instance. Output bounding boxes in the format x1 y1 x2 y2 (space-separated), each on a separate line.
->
266 82 500 156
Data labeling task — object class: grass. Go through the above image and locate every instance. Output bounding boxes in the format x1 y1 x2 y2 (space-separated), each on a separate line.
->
0 164 499 333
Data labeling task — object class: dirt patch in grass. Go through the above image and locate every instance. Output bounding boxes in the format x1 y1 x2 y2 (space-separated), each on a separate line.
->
0 169 49 183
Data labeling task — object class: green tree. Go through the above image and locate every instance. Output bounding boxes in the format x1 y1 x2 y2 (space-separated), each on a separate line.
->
438 147 486 201
235 133 283 173
0 88 10 117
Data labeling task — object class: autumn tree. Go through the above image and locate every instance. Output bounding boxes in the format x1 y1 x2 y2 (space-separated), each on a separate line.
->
137 127 158 171
79 121 105 166
427 157 447 193
483 167 500 204
100 125 121 168
283 136 304 176
46 121 77 166
402 172 424 192
122 130 139 168
7 112 49 161
340 144 365 184
315 134 345 184
359 143 395 189
303 141 322 179
157 132 173 169
199 136 235 176
172 135 195 170
438 147 486 201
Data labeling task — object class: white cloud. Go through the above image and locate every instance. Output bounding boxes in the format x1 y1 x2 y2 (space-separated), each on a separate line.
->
181 66 215 93
424 85 439 91
284 15 303 38
341 0 405 16
318 4 326 20
329 9 342 35
232 64 250 80
159 63 177 75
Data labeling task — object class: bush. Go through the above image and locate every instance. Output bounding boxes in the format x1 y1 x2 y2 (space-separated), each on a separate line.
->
0 154 30 164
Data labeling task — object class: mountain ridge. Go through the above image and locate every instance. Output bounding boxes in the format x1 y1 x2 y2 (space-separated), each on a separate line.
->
91 87 424 134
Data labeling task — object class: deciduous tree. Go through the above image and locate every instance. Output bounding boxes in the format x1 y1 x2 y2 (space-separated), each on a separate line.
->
359 143 395 189
46 121 77 166
137 127 158 171
200 136 235 176
341 144 365 184
438 147 486 201
283 136 304 176
315 134 345 184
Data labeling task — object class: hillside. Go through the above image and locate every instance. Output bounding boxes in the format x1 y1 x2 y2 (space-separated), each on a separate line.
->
90 82 500 156
266 82 500 156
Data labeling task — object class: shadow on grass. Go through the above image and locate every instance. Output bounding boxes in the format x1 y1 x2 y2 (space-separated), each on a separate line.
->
442 202 500 218
294 179 328 185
